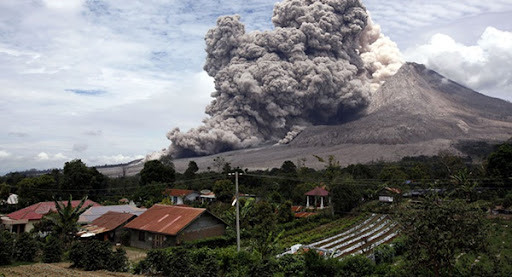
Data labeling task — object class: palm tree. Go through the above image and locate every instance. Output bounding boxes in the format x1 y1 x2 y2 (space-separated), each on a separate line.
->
49 195 92 245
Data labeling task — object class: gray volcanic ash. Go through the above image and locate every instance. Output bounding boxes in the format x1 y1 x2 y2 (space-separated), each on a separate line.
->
166 0 402 158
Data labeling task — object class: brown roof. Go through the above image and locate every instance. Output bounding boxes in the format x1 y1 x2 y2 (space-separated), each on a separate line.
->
124 204 206 235
164 189 197 197
78 211 136 236
305 187 329 196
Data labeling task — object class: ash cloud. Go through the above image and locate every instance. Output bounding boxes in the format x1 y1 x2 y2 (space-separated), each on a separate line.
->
167 0 402 158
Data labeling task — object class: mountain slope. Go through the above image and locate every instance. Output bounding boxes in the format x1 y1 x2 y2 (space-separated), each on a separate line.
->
290 62 512 147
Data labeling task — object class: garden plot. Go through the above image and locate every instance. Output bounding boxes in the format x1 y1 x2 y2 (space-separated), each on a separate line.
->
307 214 399 259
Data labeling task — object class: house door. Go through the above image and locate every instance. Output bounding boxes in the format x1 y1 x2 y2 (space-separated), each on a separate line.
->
153 234 164 248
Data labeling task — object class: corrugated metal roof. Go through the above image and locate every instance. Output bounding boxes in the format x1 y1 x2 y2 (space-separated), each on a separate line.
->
78 211 136 236
78 204 147 223
294 212 317 218
164 189 197 197
305 187 329 196
7 200 101 221
124 204 205 235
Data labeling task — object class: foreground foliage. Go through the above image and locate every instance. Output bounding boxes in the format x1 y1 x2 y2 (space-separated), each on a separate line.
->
69 240 128 272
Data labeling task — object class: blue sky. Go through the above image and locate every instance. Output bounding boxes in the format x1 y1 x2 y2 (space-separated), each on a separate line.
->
0 0 511 174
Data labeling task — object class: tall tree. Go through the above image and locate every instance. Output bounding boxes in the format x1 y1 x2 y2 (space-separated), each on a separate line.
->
184 161 199 180
397 192 488 277
49 196 93 245
486 142 512 186
140 160 175 186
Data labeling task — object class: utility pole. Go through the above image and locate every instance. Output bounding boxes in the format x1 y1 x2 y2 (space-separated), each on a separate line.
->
235 171 240 252
229 171 242 251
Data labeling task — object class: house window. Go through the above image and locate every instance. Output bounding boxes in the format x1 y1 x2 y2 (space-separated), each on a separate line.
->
138 230 145 241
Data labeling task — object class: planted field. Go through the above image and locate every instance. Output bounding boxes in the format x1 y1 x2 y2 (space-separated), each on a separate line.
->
308 213 399 259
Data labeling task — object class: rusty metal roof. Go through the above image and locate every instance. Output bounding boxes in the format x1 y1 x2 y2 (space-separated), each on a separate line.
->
124 204 206 235
78 211 136 237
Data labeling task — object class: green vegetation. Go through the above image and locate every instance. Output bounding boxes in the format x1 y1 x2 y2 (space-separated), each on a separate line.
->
1 139 512 275
69 240 128 272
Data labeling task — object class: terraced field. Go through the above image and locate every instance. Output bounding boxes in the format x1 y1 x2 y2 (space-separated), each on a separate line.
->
307 213 400 259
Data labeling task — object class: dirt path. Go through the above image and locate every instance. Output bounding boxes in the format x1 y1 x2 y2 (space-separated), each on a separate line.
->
0 263 136 277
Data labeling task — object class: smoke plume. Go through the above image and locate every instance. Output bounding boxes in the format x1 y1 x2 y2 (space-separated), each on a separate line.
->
166 0 403 158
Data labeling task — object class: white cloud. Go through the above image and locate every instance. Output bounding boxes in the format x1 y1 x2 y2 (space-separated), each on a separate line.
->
54 153 68 160
0 150 11 159
405 27 512 100
37 152 49 160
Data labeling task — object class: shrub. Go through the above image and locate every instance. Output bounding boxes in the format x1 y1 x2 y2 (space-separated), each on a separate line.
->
278 254 305 276
43 235 64 263
374 244 395 264
338 255 375 277
0 231 14 265
13 232 39 262
69 240 127 271
108 248 128 272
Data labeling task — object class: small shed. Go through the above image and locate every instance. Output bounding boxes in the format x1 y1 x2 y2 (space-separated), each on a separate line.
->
77 211 136 242
124 204 227 249
379 187 401 203
305 187 330 209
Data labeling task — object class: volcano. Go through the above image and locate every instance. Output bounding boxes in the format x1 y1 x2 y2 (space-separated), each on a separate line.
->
98 63 512 176
290 62 512 147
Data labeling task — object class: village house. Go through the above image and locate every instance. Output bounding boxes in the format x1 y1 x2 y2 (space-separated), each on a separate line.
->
163 189 200 205
78 204 146 224
124 204 227 249
77 211 137 242
1 199 101 233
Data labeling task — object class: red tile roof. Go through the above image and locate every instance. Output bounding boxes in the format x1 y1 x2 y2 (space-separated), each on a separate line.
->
164 189 197 197
7 200 101 221
124 204 205 235
305 187 329 196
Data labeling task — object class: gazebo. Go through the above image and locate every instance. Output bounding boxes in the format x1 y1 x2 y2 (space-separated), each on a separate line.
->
305 187 330 209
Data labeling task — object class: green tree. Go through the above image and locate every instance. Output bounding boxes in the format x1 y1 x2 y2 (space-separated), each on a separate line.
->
43 235 64 263
140 160 175 186
397 192 488 277
338 255 375 277
277 200 294 223
13 232 39 262
486 142 512 186
213 179 233 203
0 182 10 201
378 165 408 184
0 230 14 265
184 161 199 180
330 179 363 214
49 196 93 245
